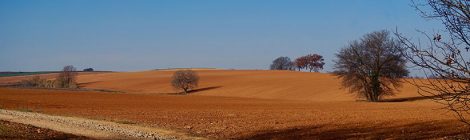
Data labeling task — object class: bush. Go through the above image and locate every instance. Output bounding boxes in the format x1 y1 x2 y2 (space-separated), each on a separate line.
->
171 70 199 94
18 76 56 88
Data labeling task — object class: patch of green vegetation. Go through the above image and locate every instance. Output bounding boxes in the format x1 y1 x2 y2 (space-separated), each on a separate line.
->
0 72 58 77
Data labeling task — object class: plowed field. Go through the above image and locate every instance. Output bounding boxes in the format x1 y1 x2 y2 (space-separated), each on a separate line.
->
0 70 466 139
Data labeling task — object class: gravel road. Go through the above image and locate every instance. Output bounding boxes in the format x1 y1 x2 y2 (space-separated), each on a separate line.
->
0 109 205 140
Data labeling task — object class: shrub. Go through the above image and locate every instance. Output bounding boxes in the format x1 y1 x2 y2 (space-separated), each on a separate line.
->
18 76 55 88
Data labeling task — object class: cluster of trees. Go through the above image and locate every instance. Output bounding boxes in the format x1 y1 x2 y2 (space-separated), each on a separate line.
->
294 54 325 72
270 54 325 72
19 65 79 89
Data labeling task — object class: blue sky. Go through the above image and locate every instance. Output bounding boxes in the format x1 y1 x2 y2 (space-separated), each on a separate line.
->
0 0 442 72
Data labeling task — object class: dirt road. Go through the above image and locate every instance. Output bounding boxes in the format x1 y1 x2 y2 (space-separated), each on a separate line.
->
0 109 204 140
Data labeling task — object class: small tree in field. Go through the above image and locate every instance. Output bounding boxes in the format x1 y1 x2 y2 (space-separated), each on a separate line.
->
56 65 78 88
171 70 199 94
334 30 409 102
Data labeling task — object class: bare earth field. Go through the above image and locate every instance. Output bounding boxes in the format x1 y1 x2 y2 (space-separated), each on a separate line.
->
0 70 468 139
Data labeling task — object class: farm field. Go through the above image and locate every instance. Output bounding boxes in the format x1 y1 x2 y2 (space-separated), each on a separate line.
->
3 0 470 139
0 70 467 139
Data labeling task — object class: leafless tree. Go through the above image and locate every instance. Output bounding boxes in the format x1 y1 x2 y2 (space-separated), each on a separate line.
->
334 30 409 102
395 0 470 124
171 70 200 94
270 56 294 70
56 65 78 88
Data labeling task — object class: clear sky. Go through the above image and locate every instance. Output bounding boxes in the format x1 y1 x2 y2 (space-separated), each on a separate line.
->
0 0 442 72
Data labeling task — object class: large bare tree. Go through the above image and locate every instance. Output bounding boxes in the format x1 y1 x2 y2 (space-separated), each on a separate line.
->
396 0 470 124
334 30 409 102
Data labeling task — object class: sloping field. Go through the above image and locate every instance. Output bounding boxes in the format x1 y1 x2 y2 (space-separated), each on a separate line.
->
0 72 110 86
0 88 466 139
74 70 422 101
0 70 466 139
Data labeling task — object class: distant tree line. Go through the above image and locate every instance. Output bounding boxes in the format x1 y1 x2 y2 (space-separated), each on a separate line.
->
83 68 94 72
270 54 325 72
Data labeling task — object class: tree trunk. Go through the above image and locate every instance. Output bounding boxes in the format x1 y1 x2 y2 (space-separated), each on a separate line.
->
370 74 381 102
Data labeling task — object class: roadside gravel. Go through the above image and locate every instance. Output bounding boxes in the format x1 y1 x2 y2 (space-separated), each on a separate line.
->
0 109 205 140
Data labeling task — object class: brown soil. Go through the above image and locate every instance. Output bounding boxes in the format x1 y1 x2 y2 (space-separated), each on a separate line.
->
0 120 91 140
0 87 467 139
73 70 427 101
0 70 468 139
0 70 427 101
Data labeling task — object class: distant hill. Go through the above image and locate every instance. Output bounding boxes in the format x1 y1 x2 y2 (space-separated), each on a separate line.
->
0 72 59 77
75 70 421 102
0 71 112 78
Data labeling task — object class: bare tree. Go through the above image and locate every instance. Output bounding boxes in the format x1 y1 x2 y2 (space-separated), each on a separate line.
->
395 0 470 124
56 65 78 88
270 56 294 70
171 70 200 94
334 30 409 102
